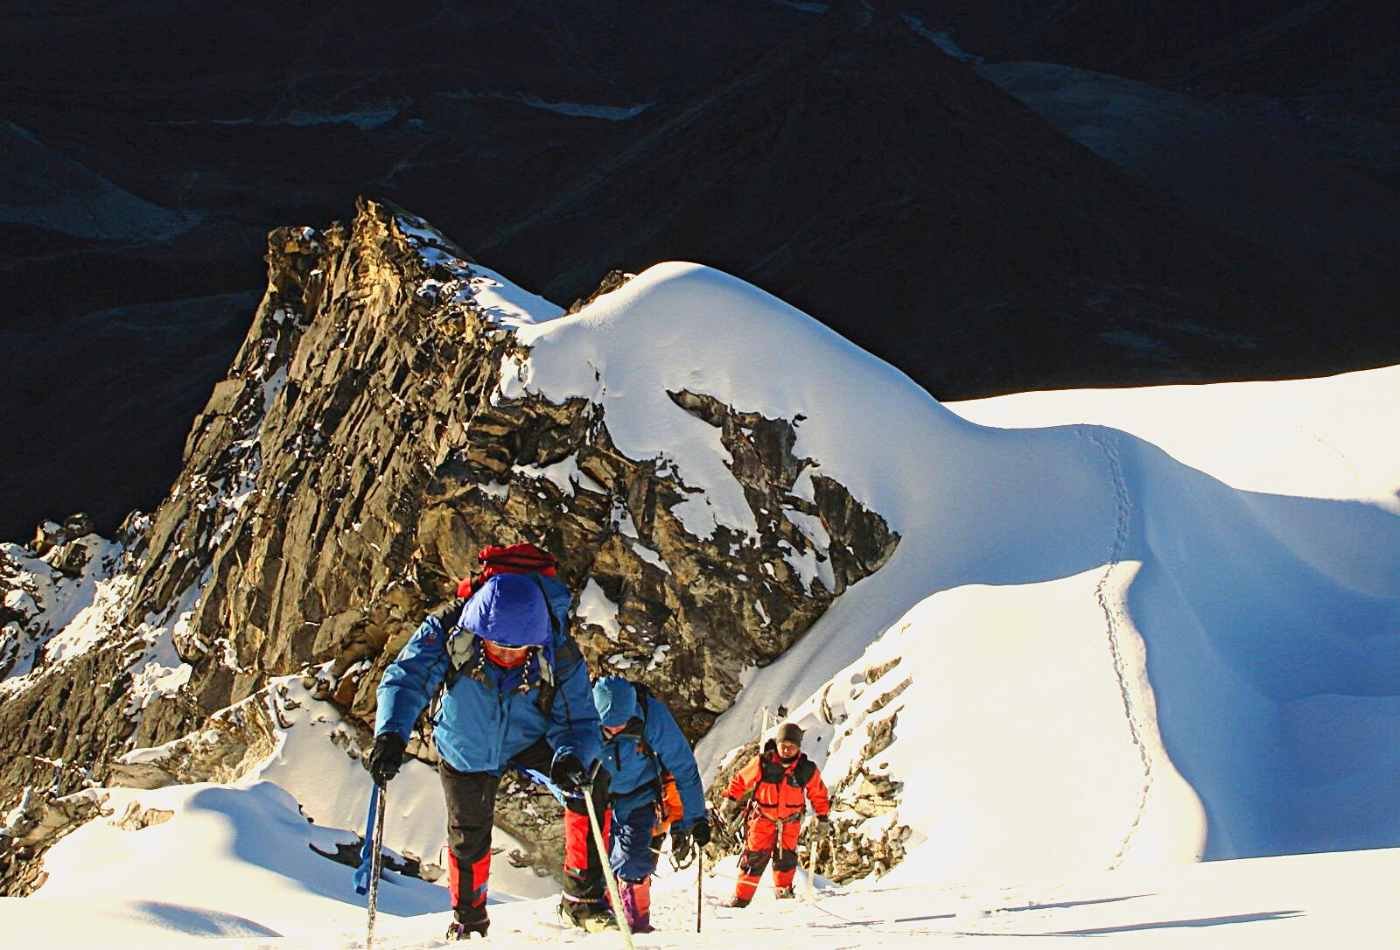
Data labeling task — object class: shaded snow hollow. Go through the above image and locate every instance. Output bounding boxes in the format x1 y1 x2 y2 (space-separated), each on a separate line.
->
3 258 1398 947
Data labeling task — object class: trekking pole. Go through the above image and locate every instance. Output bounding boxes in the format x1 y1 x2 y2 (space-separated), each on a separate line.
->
359 782 387 949
583 786 635 950
368 784 387 948
696 847 704 933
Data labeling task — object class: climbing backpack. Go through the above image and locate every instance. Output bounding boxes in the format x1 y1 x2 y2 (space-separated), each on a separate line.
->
455 543 562 600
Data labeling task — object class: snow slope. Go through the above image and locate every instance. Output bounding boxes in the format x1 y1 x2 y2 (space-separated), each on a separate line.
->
3 784 1398 947
511 262 1399 865
3 258 1398 946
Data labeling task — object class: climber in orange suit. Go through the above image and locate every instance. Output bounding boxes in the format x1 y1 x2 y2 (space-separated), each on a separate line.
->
718 721 832 906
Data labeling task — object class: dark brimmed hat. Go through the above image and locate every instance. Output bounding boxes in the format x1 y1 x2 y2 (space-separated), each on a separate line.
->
776 722 804 745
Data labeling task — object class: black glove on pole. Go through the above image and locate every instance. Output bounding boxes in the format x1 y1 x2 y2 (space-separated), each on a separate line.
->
690 817 712 847
671 828 693 864
368 734 406 786
550 753 589 792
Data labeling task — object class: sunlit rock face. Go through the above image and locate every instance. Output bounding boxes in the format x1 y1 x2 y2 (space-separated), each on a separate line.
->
0 199 898 886
131 198 896 736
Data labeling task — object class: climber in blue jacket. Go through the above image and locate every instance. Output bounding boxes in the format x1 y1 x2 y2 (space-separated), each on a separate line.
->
369 567 611 939
591 675 712 933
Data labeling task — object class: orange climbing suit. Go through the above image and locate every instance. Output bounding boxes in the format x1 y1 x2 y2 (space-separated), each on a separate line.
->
724 746 830 902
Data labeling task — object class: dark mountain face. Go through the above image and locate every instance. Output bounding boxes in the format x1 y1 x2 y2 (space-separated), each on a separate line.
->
917 0 1400 184
978 62 1400 338
914 0 1399 96
3 2 1398 540
912 1 1301 78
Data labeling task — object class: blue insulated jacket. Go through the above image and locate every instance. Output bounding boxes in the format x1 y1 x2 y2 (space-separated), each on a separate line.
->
594 679 707 830
375 574 600 775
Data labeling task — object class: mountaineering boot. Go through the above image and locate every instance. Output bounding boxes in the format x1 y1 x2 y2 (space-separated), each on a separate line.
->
559 896 618 932
445 903 490 940
445 920 488 940
774 886 796 900
620 880 655 933
722 894 751 909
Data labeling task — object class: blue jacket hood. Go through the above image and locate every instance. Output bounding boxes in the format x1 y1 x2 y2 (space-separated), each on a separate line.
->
459 573 551 647
593 676 638 727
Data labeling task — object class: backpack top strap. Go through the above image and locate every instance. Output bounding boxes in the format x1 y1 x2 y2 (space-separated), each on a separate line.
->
631 682 662 766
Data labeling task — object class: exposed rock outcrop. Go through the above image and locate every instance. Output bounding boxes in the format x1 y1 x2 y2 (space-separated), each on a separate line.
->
809 655 917 884
105 687 285 790
0 788 111 896
0 199 898 887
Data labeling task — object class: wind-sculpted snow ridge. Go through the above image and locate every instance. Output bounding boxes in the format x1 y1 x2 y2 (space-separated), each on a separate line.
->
509 262 967 540
498 260 1400 871
684 359 1398 878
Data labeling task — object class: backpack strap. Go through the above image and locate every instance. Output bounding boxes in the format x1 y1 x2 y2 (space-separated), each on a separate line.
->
421 598 470 745
632 682 654 730
793 755 816 787
436 598 473 691
630 682 665 773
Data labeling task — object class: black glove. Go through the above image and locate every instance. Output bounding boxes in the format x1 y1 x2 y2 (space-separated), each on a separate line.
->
690 817 712 847
814 815 833 838
719 797 742 824
670 827 693 863
368 733 406 786
550 753 590 792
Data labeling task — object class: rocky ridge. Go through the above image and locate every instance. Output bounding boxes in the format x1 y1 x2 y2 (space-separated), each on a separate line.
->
0 198 898 891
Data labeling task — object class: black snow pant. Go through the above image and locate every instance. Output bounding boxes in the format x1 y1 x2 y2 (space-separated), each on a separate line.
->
440 737 611 914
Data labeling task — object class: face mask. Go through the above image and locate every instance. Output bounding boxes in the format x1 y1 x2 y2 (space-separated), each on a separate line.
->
483 640 530 668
